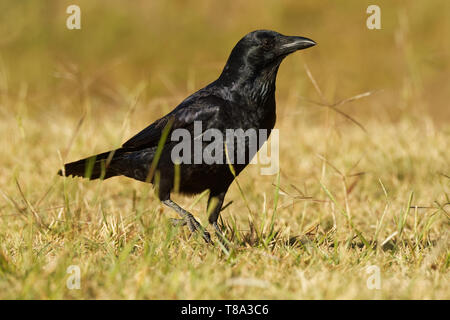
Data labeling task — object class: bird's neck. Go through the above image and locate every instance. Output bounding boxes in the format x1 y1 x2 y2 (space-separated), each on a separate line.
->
243 70 278 107
218 63 280 107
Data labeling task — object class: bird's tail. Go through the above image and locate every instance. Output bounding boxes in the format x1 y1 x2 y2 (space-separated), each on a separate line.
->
58 150 122 180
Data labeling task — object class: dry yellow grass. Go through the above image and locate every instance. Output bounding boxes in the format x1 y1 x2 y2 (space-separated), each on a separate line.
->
0 0 448 299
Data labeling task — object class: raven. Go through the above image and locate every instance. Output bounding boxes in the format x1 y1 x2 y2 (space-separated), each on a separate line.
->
59 30 316 242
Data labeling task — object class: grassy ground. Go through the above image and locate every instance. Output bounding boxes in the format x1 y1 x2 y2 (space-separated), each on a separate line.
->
0 1 448 299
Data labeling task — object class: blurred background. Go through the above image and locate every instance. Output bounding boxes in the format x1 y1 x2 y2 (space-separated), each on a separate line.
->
1 0 449 121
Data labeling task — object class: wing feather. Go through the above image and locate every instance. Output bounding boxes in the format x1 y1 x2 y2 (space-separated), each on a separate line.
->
122 102 221 150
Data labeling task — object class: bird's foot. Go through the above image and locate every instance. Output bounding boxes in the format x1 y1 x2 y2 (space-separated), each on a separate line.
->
171 214 211 243
170 218 187 227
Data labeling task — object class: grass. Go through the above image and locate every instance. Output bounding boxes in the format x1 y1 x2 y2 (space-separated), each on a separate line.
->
0 0 449 299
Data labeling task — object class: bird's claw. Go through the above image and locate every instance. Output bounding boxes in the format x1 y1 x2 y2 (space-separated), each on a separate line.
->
170 218 187 227
171 214 211 243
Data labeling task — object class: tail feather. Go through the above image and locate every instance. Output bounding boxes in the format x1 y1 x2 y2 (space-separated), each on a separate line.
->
58 150 121 180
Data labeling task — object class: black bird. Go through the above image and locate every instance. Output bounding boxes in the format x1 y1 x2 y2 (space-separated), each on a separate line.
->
59 30 316 242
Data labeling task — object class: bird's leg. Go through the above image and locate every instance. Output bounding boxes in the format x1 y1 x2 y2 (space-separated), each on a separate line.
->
207 192 227 242
163 199 211 243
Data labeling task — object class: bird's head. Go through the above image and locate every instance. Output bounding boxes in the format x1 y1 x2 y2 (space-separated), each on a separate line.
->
220 30 316 83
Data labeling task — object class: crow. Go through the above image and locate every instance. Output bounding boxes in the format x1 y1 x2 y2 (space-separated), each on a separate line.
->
59 30 316 243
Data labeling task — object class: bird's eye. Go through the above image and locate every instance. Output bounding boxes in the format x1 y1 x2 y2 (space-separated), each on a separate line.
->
261 38 274 50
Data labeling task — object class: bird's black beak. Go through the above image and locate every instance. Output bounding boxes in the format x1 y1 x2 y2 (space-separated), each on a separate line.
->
278 36 316 55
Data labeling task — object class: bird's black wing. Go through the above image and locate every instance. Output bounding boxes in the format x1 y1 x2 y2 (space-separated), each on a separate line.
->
122 97 222 150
